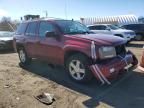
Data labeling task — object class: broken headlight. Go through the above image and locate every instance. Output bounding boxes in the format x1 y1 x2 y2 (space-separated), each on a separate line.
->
99 46 116 59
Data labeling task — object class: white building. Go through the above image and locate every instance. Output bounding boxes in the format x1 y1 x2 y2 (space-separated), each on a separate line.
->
80 15 138 25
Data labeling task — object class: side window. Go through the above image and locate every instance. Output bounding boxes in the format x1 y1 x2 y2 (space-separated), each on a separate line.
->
39 21 55 37
25 22 37 36
16 23 27 35
100 25 107 30
88 26 96 30
94 26 101 30
94 25 106 30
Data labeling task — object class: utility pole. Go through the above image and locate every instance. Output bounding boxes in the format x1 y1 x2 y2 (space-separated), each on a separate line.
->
44 10 48 18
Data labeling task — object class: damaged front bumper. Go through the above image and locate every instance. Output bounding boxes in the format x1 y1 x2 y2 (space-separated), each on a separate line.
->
89 52 138 85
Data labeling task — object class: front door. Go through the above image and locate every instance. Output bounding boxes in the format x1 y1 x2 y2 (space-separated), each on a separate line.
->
36 21 64 64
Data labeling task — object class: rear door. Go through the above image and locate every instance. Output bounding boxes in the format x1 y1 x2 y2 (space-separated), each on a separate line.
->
24 21 39 57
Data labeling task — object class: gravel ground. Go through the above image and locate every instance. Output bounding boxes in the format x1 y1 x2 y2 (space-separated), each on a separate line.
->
0 41 144 108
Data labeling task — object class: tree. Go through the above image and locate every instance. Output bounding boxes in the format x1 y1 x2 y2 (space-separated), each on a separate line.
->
1 16 11 23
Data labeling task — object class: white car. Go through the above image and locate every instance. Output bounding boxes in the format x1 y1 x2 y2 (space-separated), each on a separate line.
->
87 24 136 42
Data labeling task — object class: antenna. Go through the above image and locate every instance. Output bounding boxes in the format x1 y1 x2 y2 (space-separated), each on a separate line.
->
64 0 68 19
43 10 48 18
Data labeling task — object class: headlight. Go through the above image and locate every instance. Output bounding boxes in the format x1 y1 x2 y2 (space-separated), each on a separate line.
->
99 46 116 59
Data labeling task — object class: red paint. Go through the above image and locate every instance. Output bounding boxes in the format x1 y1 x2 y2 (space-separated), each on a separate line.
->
13 19 138 82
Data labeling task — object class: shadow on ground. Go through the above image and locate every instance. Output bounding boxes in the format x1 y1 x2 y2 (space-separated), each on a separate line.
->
20 60 144 108
127 42 144 48
0 49 15 54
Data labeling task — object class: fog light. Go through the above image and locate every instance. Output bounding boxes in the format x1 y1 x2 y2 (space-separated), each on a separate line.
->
110 68 115 73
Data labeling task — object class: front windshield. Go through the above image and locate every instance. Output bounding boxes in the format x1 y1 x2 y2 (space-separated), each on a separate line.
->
55 20 91 34
107 25 120 30
0 31 14 37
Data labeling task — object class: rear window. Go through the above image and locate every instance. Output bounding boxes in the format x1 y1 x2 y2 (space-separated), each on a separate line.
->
16 23 27 35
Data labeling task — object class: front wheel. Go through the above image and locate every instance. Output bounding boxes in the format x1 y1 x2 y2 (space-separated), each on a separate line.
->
18 48 31 65
66 54 93 83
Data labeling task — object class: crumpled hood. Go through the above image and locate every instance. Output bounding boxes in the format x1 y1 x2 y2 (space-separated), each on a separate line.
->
0 37 13 41
71 34 126 46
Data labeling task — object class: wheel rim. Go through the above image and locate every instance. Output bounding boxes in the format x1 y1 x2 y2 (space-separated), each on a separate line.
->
19 50 26 63
69 60 85 80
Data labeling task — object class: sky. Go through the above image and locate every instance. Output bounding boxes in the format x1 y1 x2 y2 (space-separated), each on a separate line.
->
0 0 144 20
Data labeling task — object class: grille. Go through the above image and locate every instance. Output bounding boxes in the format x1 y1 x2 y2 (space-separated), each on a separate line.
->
115 44 126 55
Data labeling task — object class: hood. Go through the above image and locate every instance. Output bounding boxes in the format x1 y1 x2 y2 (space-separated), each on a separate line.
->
0 37 13 41
66 34 126 46
112 28 134 33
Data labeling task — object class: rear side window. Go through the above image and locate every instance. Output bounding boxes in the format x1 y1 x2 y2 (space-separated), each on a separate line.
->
16 23 27 35
25 22 37 36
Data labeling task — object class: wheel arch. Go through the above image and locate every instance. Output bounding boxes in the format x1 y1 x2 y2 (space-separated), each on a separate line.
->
64 50 92 66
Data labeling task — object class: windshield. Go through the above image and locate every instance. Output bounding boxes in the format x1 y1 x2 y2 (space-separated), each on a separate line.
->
107 25 120 30
0 31 14 37
55 20 92 34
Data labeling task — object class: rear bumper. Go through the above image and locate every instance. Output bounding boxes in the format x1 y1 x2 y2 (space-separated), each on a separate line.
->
90 51 137 84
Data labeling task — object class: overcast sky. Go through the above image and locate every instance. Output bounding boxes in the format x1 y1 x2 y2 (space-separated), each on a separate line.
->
0 0 144 20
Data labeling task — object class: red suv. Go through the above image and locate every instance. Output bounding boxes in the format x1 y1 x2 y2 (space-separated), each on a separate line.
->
13 19 138 84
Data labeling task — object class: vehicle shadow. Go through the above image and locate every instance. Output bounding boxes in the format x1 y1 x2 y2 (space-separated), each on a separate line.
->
0 49 15 54
127 43 144 48
20 60 144 108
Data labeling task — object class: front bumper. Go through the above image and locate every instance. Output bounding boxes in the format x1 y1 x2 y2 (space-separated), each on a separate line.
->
123 35 135 41
0 40 13 50
90 52 137 84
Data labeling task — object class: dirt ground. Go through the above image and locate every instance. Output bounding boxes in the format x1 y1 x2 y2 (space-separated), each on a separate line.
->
0 41 144 108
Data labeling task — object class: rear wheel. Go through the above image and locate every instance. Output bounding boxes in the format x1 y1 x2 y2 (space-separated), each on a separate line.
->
66 54 93 83
18 48 31 65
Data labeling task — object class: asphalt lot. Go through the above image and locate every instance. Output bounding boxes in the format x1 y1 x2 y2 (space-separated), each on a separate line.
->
0 41 144 108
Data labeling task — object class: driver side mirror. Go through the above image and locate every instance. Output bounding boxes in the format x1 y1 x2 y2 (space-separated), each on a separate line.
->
45 31 56 37
45 31 61 40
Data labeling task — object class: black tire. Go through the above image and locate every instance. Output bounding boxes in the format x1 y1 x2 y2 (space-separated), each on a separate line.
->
65 53 93 83
135 34 143 41
18 48 31 66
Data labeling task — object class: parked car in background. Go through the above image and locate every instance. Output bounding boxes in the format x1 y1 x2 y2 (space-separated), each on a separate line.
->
13 19 138 83
121 24 144 41
87 24 136 42
0 31 14 50
140 50 144 68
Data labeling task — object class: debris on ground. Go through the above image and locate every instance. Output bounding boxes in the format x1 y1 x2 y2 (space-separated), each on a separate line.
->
35 92 55 105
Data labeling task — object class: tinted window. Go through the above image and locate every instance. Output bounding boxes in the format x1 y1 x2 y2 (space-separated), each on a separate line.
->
89 25 107 30
16 23 27 35
88 26 96 30
39 21 55 37
25 22 37 36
